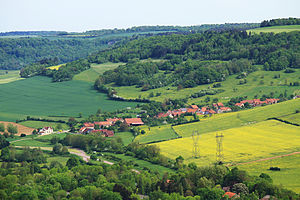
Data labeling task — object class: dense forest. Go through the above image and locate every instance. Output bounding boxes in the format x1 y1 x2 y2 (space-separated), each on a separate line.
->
0 36 122 70
0 23 259 70
0 134 298 200
260 17 300 27
94 30 300 91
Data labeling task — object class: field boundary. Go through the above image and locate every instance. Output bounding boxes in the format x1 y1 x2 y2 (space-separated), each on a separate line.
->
228 152 300 167
268 117 300 126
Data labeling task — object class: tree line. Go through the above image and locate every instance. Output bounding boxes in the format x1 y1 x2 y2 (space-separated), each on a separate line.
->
260 17 300 27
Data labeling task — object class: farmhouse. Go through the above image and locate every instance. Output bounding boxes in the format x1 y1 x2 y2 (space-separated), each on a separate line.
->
125 118 144 126
190 105 199 109
39 127 53 135
94 121 111 127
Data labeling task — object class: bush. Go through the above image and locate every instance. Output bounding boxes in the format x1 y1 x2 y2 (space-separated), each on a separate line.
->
284 68 295 73
20 134 26 137
269 167 280 171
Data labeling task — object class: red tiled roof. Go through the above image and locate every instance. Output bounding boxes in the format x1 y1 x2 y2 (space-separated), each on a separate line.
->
191 105 199 109
208 110 216 114
241 100 254 104
102 129 114 137
125 118 144 125
201 107 207 112
223 192 237 198
187 108 198 113
106 118 123 123
217 102 224 107
84 123 94 127
220 107 232 111
94 121 111 126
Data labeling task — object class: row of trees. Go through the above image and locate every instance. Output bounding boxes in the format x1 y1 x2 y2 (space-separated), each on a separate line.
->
260 17 300 27
0 123 18 136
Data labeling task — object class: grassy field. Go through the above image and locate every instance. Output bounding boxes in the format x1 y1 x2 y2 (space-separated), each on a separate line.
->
156 120 300 167
47 155 69 165
73 63 124 83
12 138 54 147
114 132 134 146
104 152 174 176
248 25 300 34
18 120 69 130
134 125 179 144
111 68 300 104
172 98 300 137
0 70 23 84
278 112 300 125
237 154 300 194
0 76 138 122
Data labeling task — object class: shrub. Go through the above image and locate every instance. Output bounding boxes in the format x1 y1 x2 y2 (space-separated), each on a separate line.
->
20 134 26 137
269 167 280 171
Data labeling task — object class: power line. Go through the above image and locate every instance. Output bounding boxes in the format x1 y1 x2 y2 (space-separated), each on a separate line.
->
216 133 224 164
192 130 200 158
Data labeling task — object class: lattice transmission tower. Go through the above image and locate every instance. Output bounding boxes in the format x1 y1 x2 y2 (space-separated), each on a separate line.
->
192 130 200 158
216 133 224 164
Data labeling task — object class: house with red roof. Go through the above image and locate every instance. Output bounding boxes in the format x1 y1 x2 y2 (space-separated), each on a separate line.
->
217 102 224 107
125 118 144 126
218 107 232 113
101 129 114 137
94 121 112 127
84 123 94 128
190 105 199 109
187 108 198 114
235 103 244 107
106 118 124 124
222 192 238 199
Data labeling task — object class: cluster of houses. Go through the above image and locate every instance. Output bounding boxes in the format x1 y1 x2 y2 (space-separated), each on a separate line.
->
157 103 232 119
79 117 144 137
234 98 280 107
157 98 281 119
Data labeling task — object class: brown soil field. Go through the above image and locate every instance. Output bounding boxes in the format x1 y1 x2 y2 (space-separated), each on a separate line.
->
0 121 34 136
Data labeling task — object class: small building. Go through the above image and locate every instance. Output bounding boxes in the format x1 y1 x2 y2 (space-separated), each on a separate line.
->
83 123 94 128
39 127 53 135
235 103 244 107
102 129 114 137
190 105 199 109
125 118 144 126
106 118 124 124
222 192 238 199
187 108 198 114
94 121 112 127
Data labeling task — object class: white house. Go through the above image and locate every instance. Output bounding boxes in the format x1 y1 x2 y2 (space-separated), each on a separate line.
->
39 127 53 135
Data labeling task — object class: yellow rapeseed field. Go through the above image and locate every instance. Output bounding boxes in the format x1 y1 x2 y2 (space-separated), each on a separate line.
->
47 64 65 70
155 120 300 167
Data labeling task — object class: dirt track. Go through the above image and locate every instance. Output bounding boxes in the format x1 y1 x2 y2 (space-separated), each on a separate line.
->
228 152 300 166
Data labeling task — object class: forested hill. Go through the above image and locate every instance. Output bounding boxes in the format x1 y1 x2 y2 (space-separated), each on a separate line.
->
93 30 300 92
0 23 259 70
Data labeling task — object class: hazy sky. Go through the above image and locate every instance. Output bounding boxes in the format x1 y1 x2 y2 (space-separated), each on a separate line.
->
1 0 299 32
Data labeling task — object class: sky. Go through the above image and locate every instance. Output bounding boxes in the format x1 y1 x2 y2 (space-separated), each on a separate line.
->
1 0 299 32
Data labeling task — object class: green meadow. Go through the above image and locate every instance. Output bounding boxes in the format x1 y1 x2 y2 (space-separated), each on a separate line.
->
0 76 138 122
248 25 300 34
134 125 179 144
110 68 300 104
237 154 300 194
19 120 69 130
73 62 124 83
0 70 23 84
278 112 300 125
113 132 135 146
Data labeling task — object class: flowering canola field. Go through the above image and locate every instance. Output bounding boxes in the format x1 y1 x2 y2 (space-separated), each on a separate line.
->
155 120 300 167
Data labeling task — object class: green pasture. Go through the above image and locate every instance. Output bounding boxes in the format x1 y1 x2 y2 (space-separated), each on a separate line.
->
248 25 300 34
73 62 124 83
0 70 23 84
12 138 54 147
47 155 70 166
278 112 300 125
237 154 300 194
113 132 134 146
18 120 69 130
104 152 174 176
0 76 138 122
111 68 300 104
134 125 179 144
172 98 300 137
